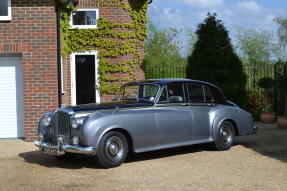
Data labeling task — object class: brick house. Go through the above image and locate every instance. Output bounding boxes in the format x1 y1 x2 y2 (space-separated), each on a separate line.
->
0 0 150 141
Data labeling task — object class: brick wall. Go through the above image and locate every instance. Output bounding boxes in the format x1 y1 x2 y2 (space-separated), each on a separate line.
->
0 0 146 141
61 0 145 104
0 0 58 141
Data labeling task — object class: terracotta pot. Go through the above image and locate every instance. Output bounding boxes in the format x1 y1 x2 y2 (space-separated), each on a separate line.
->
277 116 287 129
260 112 275 124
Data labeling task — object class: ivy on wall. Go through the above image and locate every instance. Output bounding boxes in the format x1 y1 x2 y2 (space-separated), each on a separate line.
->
60 0 148 94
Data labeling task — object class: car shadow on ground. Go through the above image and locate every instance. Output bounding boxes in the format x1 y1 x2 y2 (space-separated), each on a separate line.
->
234 123 287 163
19 151 101 169
19 144 213 169
19 123 286 169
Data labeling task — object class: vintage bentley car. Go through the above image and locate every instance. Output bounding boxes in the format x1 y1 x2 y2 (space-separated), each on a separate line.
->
35 79 256 168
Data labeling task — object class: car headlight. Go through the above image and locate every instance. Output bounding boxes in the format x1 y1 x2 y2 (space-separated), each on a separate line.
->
71 116 88 129
72 136 79 145
39 133 44 144
42 116 52 127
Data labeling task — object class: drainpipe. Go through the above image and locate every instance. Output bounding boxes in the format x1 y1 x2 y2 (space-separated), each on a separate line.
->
56 5 62 107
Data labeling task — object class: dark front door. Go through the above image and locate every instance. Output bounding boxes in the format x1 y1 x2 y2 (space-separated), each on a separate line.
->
75 55 96 105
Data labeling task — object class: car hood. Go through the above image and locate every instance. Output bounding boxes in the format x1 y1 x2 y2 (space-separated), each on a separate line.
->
67 100 154 113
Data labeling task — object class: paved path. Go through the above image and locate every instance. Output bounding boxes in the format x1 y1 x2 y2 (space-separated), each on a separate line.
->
0 123 286 191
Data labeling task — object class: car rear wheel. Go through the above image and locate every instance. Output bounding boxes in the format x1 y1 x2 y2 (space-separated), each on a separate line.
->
213 121 235 151
95 131 128 168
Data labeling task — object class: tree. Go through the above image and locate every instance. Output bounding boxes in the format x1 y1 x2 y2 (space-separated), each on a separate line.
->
144 20 186 68
275 17 287 49
187 13 247 107
236 27 285 63
274 17 287 61
185 28 197 57
236 28 273 63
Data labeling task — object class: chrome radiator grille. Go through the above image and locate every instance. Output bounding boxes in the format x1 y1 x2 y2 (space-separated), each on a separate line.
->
54 110 71 143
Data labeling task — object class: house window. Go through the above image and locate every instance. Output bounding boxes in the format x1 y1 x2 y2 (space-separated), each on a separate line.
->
0 0 11 21
70 9 99 29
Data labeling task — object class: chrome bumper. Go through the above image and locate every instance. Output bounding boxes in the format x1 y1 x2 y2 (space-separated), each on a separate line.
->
34 141 96 156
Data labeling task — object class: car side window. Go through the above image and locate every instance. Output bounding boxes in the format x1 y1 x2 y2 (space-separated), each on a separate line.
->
204 86 213 102
187 84 204 102
141 85 158 101
210 86 226 104
158 84 185 103
167 84 185 103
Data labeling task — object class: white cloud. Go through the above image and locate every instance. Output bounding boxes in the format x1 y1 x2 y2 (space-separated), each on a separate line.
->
175 0 225 8
148 0 287 54
149 5 184 28
162 7 183 26
149 0 286 41
163 7 181 17
236 1 263 12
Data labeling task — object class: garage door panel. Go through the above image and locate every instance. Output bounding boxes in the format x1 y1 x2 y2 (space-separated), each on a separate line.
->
0 57 24 138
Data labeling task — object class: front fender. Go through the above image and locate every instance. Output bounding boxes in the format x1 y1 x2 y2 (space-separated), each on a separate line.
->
80 111 133 151
81 111 116 148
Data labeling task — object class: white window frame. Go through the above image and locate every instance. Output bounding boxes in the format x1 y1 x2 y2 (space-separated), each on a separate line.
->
70 51 100 105
61 56 65 94
0 0 11 21
70 8 99 29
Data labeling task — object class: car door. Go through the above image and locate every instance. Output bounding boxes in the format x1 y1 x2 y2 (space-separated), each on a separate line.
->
186 83 215 139
155 84 194 147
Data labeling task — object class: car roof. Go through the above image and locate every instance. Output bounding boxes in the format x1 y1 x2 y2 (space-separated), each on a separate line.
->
137 78 215 87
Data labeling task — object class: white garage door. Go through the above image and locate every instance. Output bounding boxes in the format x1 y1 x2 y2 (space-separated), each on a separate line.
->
0 57 24 138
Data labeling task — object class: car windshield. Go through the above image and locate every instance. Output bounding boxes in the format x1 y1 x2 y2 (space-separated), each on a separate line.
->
115 83 159 103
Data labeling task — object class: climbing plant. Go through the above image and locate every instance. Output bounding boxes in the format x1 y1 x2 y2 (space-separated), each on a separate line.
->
60 0 148 94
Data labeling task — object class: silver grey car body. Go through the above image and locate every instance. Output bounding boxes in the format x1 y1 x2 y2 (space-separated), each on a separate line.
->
35 79 256 164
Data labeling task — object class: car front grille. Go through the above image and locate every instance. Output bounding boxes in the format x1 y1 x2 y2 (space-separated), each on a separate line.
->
43 125 54 143
54 110 71 144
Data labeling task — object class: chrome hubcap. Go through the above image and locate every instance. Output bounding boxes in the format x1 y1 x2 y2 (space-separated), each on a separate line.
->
109 143 119 155
220 126 232 144
105 136 123 161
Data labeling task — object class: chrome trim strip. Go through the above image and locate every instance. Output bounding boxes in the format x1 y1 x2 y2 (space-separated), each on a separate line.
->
155 103 189 107
155 102 217 107
34 141 96 156
73 105 155 116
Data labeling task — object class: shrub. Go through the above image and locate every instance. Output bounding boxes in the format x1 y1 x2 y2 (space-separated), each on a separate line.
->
187 13 247 107
258 77 274 90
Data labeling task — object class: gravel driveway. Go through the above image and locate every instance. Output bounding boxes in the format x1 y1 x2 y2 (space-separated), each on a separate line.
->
0 123 287 191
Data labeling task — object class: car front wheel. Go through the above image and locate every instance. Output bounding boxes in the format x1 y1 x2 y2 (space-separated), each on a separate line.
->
213 121 235 151
95 131 128 168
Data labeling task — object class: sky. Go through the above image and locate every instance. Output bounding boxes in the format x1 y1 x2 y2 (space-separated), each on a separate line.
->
148 0 287 54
